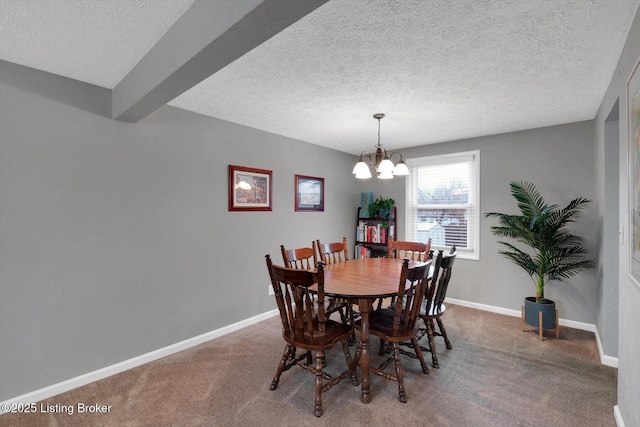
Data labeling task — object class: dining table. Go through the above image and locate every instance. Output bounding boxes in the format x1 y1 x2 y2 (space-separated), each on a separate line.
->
320 256 424 404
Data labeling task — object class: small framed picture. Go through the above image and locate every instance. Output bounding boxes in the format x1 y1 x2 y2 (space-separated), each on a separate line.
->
295 175 324 212
229 165 272 211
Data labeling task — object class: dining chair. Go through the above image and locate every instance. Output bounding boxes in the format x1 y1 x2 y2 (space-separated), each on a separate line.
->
280 242 318 270
416 248 457 369
316 237 351 326
354 258 432 403
265 255 359 417
379 238 432 310
387 238 431 261
280 242 321 364
316 236 349 265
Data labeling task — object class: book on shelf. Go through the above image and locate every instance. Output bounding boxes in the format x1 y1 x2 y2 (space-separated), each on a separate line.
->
356 223 388 244
355 244 371 259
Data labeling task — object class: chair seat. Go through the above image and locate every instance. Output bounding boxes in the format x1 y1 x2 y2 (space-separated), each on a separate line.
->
356 309 418 342
420 303 446 317
283 319 353 350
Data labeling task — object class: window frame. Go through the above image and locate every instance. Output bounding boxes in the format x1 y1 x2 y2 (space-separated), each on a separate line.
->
404 150 480 260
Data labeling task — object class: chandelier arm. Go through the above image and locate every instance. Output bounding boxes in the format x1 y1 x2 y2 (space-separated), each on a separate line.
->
388 151 404 162
358 151 375 166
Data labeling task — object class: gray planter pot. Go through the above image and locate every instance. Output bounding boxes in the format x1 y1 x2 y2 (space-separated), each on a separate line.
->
523 296 556 329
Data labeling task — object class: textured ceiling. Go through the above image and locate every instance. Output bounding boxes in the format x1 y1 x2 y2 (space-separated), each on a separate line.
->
1 0 639 154
0 0 194 88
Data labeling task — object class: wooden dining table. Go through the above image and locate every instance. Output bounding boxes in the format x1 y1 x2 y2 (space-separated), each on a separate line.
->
320 257 422 404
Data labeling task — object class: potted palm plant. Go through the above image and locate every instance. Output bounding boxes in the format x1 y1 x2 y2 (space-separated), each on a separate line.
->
485 181 594 331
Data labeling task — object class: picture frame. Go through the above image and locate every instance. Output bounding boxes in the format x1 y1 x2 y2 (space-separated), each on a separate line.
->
295 175 324 212
228 165 272 211
627 56 640 288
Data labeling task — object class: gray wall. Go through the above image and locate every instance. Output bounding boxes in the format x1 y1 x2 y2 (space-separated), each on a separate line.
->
594 104 620 359
594 6 640 426
0 61 358 400
358 122 597 324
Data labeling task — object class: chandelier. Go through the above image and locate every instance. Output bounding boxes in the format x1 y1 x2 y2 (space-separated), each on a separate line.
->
352 113 409 179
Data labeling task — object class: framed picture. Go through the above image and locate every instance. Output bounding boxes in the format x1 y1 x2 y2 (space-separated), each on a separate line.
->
295 175 324 212
627 56 640 288
228 165 272 211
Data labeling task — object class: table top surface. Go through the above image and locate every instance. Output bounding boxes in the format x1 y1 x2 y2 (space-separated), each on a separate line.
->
321 257 426 299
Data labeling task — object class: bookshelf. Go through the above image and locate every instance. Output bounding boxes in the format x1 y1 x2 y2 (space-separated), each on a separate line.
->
354 206 397 258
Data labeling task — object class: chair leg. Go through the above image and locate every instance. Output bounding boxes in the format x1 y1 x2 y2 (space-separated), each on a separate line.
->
425 319 439 369
411 337 430 375
378 337 387 355
353 342 361 366
314 350 324 417
436 317 452 349
392 343 407 403
271 344 293 390
346 304 356 346
340 339 360 386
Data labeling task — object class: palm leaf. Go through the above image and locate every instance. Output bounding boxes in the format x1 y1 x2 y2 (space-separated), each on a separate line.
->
510 181 548 218
496 242 538 273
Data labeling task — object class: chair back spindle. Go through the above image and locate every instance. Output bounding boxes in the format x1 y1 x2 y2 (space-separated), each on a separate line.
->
280 242 318 270
317 237 349 265
387 239 431 262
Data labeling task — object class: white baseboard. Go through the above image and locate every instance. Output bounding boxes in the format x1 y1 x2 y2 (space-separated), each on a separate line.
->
614 405 625 427
446 297 523 318
0 309 279 413
594 328 619 368
445 298 619 367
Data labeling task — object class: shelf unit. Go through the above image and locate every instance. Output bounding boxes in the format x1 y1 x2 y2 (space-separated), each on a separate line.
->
354 206 397 258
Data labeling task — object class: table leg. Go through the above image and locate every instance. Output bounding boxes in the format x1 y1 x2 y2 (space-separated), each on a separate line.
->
358 299 372 404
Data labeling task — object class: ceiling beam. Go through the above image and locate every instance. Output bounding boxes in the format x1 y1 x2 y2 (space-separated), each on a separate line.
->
112 0 328 123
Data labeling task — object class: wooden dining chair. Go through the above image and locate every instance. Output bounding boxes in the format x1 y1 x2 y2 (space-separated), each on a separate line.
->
280 242 318 270
416 248 457 369
387 238 431 261
280 242 321 363
316 236 349 265
380 239 432 310
354 258 432 403
265 255 359 417
316 237 351 325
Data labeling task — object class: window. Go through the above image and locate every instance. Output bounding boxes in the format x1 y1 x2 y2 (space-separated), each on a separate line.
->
405 150 480 260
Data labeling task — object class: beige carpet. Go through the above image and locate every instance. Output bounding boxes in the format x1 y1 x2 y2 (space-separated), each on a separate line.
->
0 305 617 427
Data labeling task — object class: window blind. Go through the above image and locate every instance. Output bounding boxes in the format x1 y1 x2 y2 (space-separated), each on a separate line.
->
405 151 480 260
